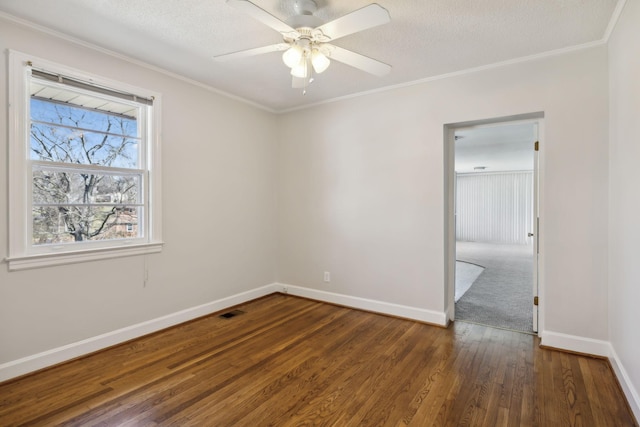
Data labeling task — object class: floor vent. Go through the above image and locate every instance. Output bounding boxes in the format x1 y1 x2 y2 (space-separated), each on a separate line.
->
219 309 245 319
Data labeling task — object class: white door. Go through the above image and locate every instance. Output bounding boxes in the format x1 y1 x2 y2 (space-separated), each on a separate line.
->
532 125 540 333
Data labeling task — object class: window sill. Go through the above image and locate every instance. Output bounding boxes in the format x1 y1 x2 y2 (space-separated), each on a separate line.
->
5 242 164 271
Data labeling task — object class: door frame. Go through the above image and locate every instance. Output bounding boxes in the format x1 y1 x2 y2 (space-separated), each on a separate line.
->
444 113 544 336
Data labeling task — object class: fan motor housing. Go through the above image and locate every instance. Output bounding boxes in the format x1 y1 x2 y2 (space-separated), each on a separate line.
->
286 14 323 30
286 0 323 30
293 0 318 15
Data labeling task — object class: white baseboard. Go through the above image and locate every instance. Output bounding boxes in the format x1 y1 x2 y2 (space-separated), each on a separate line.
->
540 330 611 356
276 282 448 326
608 345 640 423
0 283 279 382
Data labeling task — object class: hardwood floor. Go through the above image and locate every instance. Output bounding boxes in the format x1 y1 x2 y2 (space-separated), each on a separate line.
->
0 294 636 426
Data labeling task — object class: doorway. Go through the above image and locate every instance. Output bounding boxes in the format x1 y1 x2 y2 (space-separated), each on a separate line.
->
445 116 542 334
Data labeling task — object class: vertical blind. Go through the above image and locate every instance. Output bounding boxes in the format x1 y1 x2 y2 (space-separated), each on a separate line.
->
456 171 533 245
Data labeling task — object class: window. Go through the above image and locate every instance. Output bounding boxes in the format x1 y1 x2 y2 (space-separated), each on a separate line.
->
8 51 162 270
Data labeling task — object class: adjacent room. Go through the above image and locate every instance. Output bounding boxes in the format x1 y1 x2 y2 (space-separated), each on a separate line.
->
453 122 537 334
0 0 639 425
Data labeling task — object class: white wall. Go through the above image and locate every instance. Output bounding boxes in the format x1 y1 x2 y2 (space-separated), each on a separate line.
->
608 0 640 418
0 18 278 367
278 46 609 341
456 171 533 244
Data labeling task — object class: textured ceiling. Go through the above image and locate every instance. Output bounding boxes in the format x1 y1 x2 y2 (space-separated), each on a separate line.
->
0 0 619 111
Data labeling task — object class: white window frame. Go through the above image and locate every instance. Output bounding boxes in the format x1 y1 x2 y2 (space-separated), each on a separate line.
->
7 50 163 270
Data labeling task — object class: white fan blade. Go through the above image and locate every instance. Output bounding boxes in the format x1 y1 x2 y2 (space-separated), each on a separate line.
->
315 4 390 42
214 43 290 61
227 0 299 38
327 45 391 77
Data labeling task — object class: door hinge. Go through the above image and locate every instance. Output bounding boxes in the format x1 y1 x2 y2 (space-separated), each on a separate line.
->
534 296 539 306
534 141 539 151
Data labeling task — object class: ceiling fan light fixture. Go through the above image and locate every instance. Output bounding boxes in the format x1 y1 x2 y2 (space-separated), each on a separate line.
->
311 49 330 74
282 45 303 68
219 0 392 93
290 57 311 78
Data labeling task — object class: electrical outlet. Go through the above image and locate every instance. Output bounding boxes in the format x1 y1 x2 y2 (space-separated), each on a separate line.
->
282 286 288 294
324 271 330 282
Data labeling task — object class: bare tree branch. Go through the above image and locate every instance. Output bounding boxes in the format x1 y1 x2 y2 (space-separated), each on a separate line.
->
30 100 139 244
89 207 118 238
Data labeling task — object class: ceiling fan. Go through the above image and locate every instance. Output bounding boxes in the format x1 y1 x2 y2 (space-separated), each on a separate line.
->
214 0 391 92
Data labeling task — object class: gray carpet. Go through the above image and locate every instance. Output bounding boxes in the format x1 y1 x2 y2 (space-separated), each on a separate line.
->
455 241 534 333
455 261 484 302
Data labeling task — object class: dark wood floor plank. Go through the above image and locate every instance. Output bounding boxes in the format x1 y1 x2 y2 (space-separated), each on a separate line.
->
346 326 450 426
432 324 487 426
407 327 458 425
162 307 362 425
406 323 492 426
506 335 527 426
578 357 607 426
393 330 453 426
358 327 452 426
318 323 427 425
0 294 636 427
529 336 546 427
162 306 362 422
551 347 574 426
467 327 505 426
586 356 634 427
246 310 403 426
70 300 338 426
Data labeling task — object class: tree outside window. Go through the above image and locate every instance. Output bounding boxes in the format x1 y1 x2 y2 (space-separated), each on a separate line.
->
30 95 143 244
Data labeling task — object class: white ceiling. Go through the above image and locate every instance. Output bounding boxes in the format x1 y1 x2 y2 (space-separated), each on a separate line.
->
455 123 535 173
0 0 619 112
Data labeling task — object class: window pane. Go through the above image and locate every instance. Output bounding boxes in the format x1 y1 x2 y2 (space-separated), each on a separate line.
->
30 96 138 136
30 98 140 168
33 170 141 205
32 205 141 245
